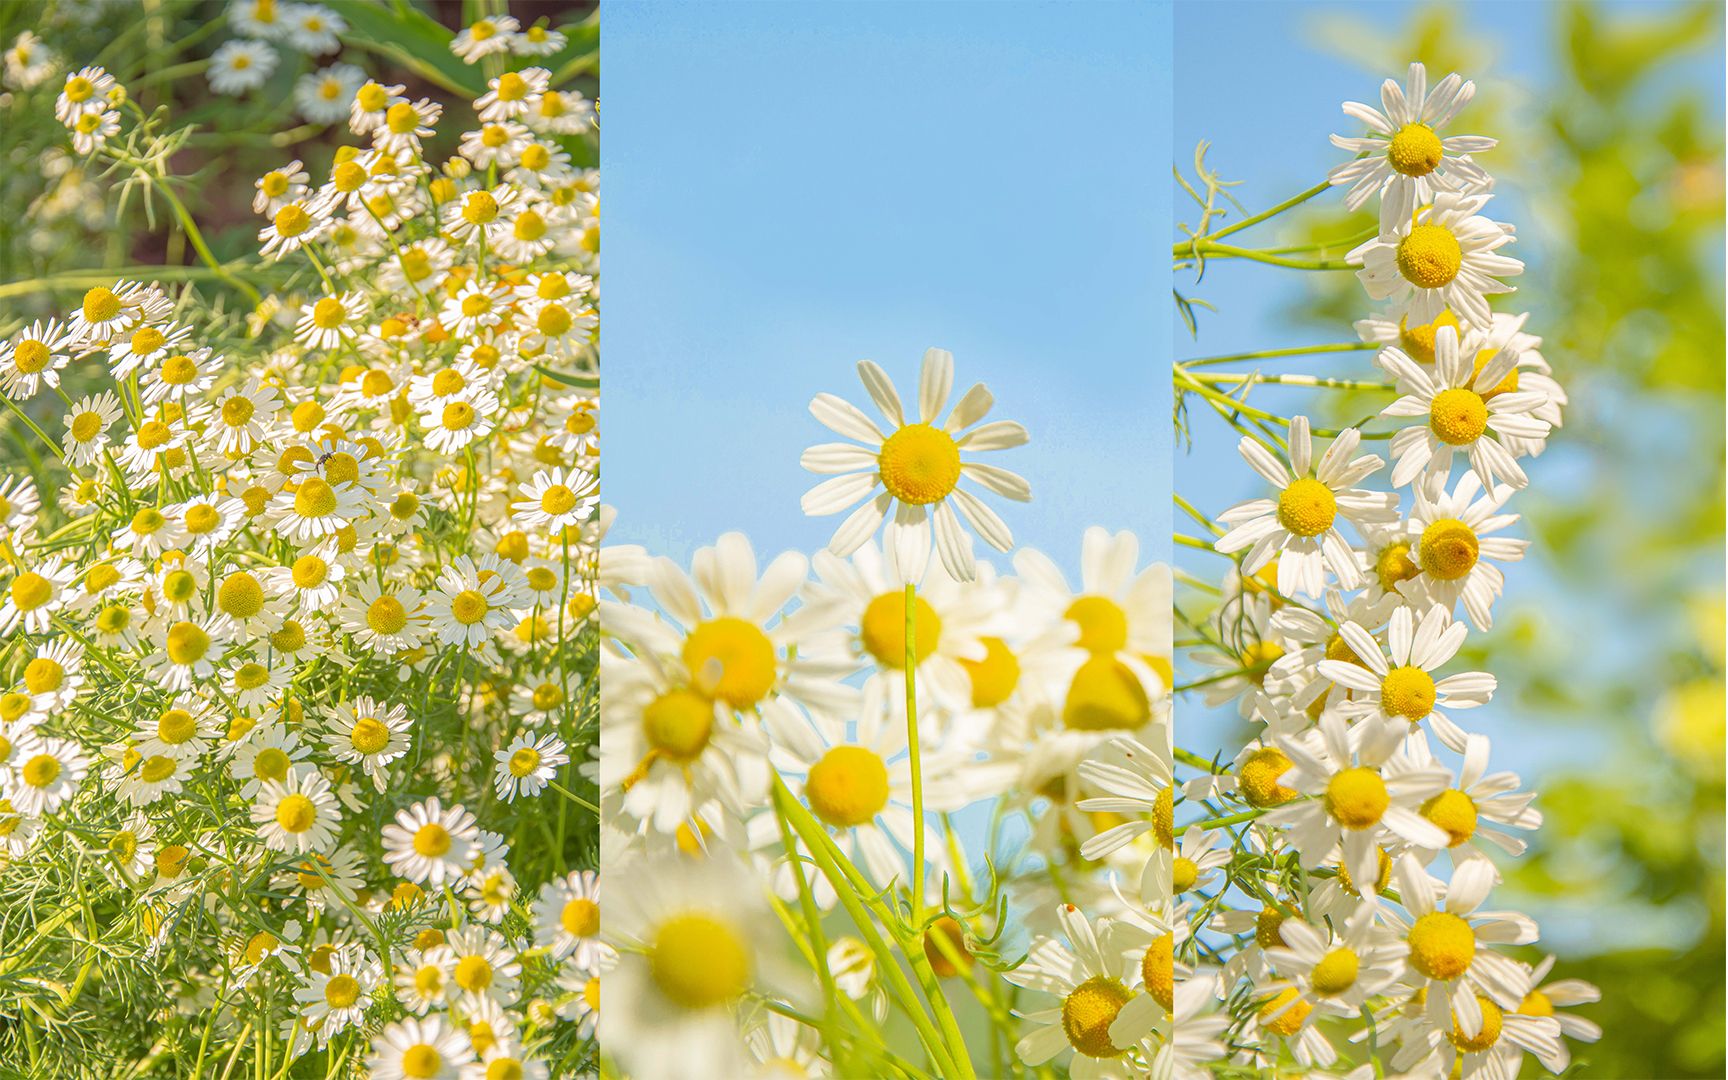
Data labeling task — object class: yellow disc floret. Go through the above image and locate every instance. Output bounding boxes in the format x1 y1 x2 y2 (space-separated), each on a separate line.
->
1061 975 1132 1059
804 746 889 828
1277 477 1337 538
1407 911 1475 980
1324 766 1389 829
649 913 750 1009
858 591 941 669
1396 224 1463 289
1388 123 1444 176
1381 665 1437 721
877 423 961 506
1418 518 1479 581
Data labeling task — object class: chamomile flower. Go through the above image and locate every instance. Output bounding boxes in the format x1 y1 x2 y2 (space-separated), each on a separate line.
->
285 4 344 54
1320 603 1496 752
1214 417 1399 598
209 40 277 95
451 15 520 63
5 32 58 91
4 735 87 815
295 291 369 350
56 391 121 466
533 870 608 967
369 1015 477 1080
801 348 1030 582
372 98 444 154
1397 470 1527 630
321 696 412 790
339 579 427 655
1 556 76 634
1380 325 1551 491
420 387 499 454
69 107 119 154
133 693 219 761
266 472 366 542
0 476 40 541
510 466 597 532
54 65 116 123
253 767 342 853
259 197 331 259
295 945 380 1039
254 159 310 214
493 731 566 801
68 281 147 345
0 319 73 400
383 798 480 886
1329 63 1496 230
1006 904 1150 1078
348 79 405 134
1348 191 1522 327
379 236 455 295
476 67 549 122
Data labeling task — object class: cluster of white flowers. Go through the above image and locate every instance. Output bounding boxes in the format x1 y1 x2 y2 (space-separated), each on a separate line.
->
0 21 600 1077
597 345 1182 1078
1134 62 1600 1078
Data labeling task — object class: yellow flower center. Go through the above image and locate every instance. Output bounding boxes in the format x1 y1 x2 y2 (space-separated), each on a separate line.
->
532 681 564 711
384 102 420 135
507 747 540 777
131 326 167 355
959 636 1020 707
496 72 527 101
1380 664 1437 721
271 621 307 652
513 210 547 241
311 297 347 330
273 204 311 238
521 143 551 170
1153 786 1174 849
877 423 961 506
539 483 577 515
218 572 265 619
1311 947 1360 996
400 1045 442 1079
470 19 497 41
682 617 777 709
69 412 103 443
562 897 599 937
349 717 391 755
253 747 290 782
165 621 210 665
462 191 500 224
65 76 94 102
1324 766 1389 829
1066 595 1128 654
451 589 490 625
243 931 279 966
1388 122 1444 176
1062 655 1150 730
1376 541 1420 592
1519 989 1554 1017
650 913 751 1009
1142 934 1174 1011
859 591 941 669
413 822 451 857
642 688 713 763
1419 518 1480 581
356 82 389 112
294 477 339 518
82 287 121 322
21 753 60 788
23 657 63 694
1061 976 1132 1059
1239 747 1297 808
367 595 409 635
1429 387 1488 446
441 401 477 431
10 572 51 611
1396 223 1463 289
1258 988 1312 1037
1240 640 1285 686
1448 995 1504 1053
805 745 890 828
1255 904 1287 949
454 955 492 991
1276 477 1337 538
233 662 269 690
1421 788 1478 847
536 303 571 337
1408 911 1475 980
1172 856 1198 893
291 555 328 589
322 972 361 1008
12 340 50 374
275 793 316 832
157 707 197 744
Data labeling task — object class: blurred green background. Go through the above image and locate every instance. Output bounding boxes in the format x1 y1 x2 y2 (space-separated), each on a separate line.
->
1174 2 1724 1075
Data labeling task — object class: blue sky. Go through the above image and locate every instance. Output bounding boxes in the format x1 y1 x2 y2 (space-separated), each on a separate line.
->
605 1 1171 582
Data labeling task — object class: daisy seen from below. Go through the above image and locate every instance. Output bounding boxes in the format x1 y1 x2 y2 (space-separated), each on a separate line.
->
1319 602 1496 752
1006 904 1149 1078
801 347 1030 582
1213 416 1399 598
1396 470 1527 632
1348 191 1522 327
1328 62 1496 230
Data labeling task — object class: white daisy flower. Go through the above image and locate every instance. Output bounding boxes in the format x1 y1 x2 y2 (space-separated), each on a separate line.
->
450 15 520 63
5 735 88 815
258 196 331 259
132 693 218 761
493 731 566 801
1214 416 1400 598
509 25 565 58
382 797 480 886
338 579 426 656
320 695 411 791
252 767 341 853
1396 469 1528 631
53 65 115 123
1 556 75 634
475 66 549 122
295 945 380 1040
348 79 405 135
1380 324 1551 491
0 319 72 400
532 869 610 968
510 466 597 532
801 347 1030 582
69 107 119 155
441 185 520 245
1004 904 1150 1077
285 4 344 54
459 120 530 170
368 1015 476 1080
1349 191 1522 327
419 387 499 455
209 40 277 95
295 290 369 351
1319 602 1496 752
253 159 310 214
1329 63 1496 229
1397 732 1542 864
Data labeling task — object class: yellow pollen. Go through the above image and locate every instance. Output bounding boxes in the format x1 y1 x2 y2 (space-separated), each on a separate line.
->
1277 477 1337 538
562 897 599 937
275 793 316 832
165 621 210 665
291 401 324 431
1311 947 1360 996
1419 518 1480 580
649 913 750 1009
65 75 95 101
218 572 265 619
642 688 713 762
367 595 409 635
1153 786 1174 849
536 303 571 336
291 555 329 589
959 636 1020 707
507 747 540 777
356 82 389 111
157 708 197 744
1421 788 1478 846
859 591 941 669
463 191 500 224
1388 122 1444 176
331 161 366 193
1066 595 1128 654
136 420 171 450
294 478 339 518
413 822 451 857
323 973 360 1008
21 753 60 788
1448 995 1503 1053
82 287 121 322
521 143 551 170
1429 387 1488 445
1061 976 1132 1058
877 423 961 506
9 572 52 611
233 662 269 690
1062 655 1151 730
1143 934 1174 1011
1258 988 1312 1037
681 617 776 709
540 484 578 515
23 658 63 694
450 589 490 625
1381 665 1437 721
349 718 391 755
1376 541 1420 592
1408 911 1476 980
441 401 476 431
311 297 347 329
1239 747 1297 808
454 955 492 991
1172 856 1199 893
1325 766 1389 829
12 340 50 374
273 204 311 238
384 102 420 134
1396 224 1463 289
270 621 307 652
805 745 890 828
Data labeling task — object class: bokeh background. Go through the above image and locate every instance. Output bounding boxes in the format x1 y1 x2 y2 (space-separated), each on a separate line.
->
1172 2 1725 1076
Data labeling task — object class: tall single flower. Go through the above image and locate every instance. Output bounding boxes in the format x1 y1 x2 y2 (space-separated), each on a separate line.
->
801 348 1029 582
